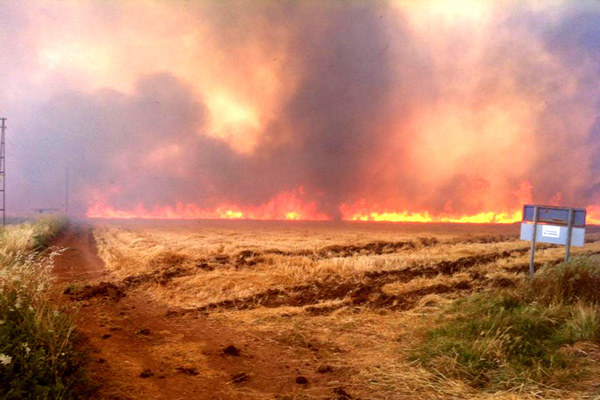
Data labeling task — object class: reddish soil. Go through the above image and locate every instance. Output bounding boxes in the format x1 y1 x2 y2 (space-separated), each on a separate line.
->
51 226 347 400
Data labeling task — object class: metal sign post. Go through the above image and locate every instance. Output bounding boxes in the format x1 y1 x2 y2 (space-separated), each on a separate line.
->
520 204 586 277
529 206 539 277
565 208 574 262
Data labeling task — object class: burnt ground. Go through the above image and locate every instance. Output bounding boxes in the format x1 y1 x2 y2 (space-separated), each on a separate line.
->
51 226 355 400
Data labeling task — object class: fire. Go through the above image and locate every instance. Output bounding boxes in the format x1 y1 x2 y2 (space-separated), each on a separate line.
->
87 190 524 224
87 188 330 221
586 206 600 225
339 203 521 224
87 200 525 223
221 210 243 219
337 181 531 224
87 181 600 225
285 212 300 220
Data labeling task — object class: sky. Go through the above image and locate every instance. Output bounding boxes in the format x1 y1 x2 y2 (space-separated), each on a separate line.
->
2 0 600 221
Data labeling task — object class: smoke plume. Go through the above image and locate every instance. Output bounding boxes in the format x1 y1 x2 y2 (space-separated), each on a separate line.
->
2 1 600 220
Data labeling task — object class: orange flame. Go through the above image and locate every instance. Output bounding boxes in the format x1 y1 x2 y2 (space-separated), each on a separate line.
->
87 199 524 223
338 180 532 224
87 181 600 225
87 188 330 221
586 206 600 225
338 201 521 224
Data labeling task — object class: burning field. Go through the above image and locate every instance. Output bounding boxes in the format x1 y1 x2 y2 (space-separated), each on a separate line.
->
52 219 600 399
5 1 600 398
5 2 600 223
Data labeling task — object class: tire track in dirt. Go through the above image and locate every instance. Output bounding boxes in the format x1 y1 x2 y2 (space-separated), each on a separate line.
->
66 235 560 318
53 225 347 400
138 234 515 276
262 234 515 259
166 246 533 316
68 235 521 304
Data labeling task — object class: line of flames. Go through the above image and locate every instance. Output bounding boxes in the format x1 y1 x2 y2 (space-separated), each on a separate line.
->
86 186 600 224
86 189 330 221
342 210 522 224
87 203 600 225
86 203 525 223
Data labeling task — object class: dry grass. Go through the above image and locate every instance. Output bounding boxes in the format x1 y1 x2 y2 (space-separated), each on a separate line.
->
90 220 600 398
0 216 86 399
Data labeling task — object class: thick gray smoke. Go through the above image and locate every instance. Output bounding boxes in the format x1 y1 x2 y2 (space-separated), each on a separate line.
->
2 1 600 218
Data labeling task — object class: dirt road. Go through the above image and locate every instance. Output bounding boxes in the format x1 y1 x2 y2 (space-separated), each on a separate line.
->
51 225 337 399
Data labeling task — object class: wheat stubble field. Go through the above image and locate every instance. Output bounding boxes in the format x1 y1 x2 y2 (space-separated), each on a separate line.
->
62 220 600 399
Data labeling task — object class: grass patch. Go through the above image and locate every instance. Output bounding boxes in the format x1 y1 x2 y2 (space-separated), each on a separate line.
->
0 216 87 399
31 216 68 251
413 256 600 391
529 255 600 305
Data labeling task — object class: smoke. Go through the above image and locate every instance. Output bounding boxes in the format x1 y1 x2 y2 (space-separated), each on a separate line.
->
2 1 600 218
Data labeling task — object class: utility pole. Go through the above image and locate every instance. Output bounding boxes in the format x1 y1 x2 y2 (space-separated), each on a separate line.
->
0 118 6 227
65 167 69 215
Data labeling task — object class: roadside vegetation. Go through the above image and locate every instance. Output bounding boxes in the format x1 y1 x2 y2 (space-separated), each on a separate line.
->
414 255 600 393
0 216 86 399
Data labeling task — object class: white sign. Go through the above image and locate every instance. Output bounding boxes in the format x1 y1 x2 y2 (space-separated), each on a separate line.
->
541 225 561 238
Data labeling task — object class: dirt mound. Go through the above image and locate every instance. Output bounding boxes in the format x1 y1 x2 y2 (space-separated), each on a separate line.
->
175 367 200 376
192 251 265 271
263 238 439 260
365 247 531 281
223 345 240 356
122 265 191 287
64 265 193 302
65 282 125 302
316 240 417 257
234 251 265 268
196 240 422 270
332 387 354 399
450 234 517 245
188 274 471 316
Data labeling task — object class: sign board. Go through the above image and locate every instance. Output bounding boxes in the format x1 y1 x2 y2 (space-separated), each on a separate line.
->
522 205 586 227
542 225 560 238
520 205 586 247
520 204 586 276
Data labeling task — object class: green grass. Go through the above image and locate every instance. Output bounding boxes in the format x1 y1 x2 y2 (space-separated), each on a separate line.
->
0 216 87 399
413 256 600 391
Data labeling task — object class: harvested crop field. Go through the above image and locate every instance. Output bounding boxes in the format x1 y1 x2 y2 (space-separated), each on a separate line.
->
53 220 600 399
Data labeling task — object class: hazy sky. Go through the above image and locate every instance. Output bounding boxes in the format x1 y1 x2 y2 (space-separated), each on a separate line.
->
2 0 600 219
